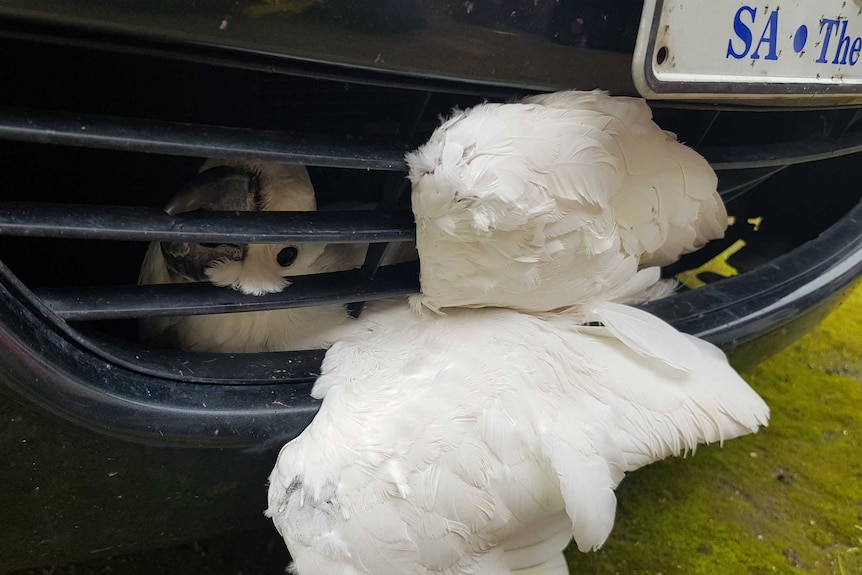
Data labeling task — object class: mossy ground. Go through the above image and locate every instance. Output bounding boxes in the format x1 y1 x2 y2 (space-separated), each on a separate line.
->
565 285 862 575
10 286 862 575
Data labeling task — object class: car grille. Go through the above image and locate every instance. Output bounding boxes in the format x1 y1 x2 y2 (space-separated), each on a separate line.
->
2 29 862 445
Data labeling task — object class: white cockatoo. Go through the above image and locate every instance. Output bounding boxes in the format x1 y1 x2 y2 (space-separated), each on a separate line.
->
138 159 416 352
266 301 769 575
407 90 726 316
131 95 765 575
265 91 768 574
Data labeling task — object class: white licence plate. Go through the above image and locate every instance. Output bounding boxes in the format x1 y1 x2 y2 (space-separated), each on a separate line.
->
633 0 862 100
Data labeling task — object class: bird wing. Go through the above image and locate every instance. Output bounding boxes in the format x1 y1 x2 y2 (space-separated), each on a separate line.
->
534 306 768 551
267 305 768 569
267 306 526 574
544 307 770 473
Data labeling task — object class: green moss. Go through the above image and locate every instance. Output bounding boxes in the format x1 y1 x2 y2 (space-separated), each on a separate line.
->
565 285 862 575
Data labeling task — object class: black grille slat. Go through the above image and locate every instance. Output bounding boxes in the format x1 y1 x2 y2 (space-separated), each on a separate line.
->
348 91 433 317
34 262 418 321
5 106 862 177
699 129 862 170
90 334 327 384
0 202 415 243
0 106 409 170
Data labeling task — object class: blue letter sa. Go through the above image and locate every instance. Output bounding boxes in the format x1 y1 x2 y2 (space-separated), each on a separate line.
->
727 5 756 59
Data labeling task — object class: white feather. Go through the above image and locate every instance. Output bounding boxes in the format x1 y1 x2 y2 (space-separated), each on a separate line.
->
586 301 702 372
407 90 723 316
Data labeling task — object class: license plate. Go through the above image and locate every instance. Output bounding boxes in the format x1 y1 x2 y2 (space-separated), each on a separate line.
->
633 0 862 100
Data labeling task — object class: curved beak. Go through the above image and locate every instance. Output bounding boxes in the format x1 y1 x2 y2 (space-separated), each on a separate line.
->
164 165 261 215
160 165 259 281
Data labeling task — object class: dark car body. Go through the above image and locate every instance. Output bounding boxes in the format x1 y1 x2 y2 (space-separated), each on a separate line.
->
1 1 862 571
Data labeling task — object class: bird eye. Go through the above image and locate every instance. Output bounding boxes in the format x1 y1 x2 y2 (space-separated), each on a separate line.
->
277 246 299 267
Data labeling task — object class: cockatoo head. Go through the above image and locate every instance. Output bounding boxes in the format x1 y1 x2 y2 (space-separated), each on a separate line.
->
159 160 364 296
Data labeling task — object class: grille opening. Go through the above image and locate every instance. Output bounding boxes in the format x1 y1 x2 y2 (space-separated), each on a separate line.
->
2 140 860 353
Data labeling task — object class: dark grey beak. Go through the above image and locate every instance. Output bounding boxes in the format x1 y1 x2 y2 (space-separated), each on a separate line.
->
164 165 261 215
161 165 259 281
